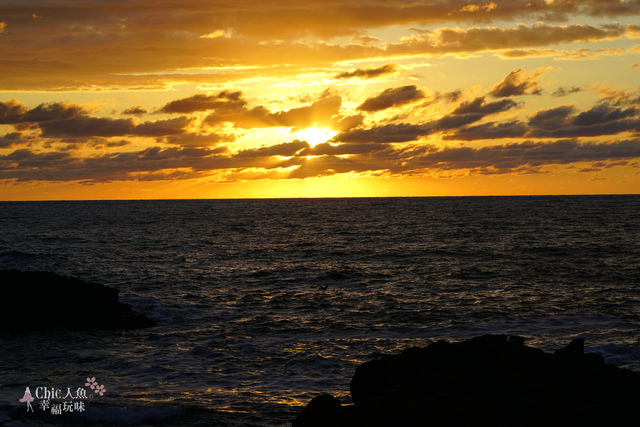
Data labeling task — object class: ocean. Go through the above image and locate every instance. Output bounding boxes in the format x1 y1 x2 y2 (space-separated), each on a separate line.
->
1 196 639 426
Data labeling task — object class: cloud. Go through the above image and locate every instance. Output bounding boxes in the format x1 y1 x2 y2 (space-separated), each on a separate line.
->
525 104 640 138
496 47 627 60
450 96 518 115
332 114 365 132
133 116 193 136
192 3 640 40
342 95 639 145
236 140 309 158
200 29 231 39
489 68 544 97
3 1 640 187
0 143 278 183
0 100 85 124
159 91 246 114
571 104 638 126
432 114 488 130
529 119 640 139
445 102 640 141
528 105 576 129
338 94 519 143
39 116 137 138
350 34 382 45
0 149 76 181
442 120 529 141
407 139 640 173
4 135 640 183
205 94 342 130
334 63 399 80
388 24 638 58
299 141 390 156
1 12 638 92
434 90 464 103
22 102 86 123
596 86 640 106
121 106 148 116
334 123 432 144
0 100 27 124
161 132 236 147
204 105 272 129
0 99 196 139
89 139 132 149
39 115 192 138
269 95 342 129
3 3 638 92
357 85 427 112
454 2 498 14
552 86 583 97
0 132 25 149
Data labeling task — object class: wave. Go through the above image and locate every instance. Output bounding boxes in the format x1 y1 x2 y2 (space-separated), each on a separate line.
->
0 250 40 259
83 403 185 425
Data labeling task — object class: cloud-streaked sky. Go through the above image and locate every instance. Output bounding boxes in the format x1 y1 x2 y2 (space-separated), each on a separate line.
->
1 0 639 199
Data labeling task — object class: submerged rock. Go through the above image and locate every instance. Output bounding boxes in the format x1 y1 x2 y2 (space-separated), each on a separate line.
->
293 334 640 427
0 269 156 331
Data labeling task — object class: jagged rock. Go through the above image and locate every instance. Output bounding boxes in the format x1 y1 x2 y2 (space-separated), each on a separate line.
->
294 335 640 427
0 269 156 331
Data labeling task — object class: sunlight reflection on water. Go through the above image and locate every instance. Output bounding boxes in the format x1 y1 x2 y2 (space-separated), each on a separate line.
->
1 196 639 425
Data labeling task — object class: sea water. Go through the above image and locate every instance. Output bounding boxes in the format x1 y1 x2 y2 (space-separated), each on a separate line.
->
0 196 639 426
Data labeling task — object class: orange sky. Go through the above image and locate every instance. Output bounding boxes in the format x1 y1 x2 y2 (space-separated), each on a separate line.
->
1 0 639 200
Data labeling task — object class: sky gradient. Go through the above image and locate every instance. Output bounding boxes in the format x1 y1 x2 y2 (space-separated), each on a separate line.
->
1 0 640 199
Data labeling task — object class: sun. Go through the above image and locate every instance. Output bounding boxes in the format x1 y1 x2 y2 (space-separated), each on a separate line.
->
293 127 338 147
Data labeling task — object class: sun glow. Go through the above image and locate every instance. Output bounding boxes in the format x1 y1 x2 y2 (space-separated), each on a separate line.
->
293 127 338 147
2 0 640 201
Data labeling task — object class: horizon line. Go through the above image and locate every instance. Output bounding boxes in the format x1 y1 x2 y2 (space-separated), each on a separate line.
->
2 193 639 203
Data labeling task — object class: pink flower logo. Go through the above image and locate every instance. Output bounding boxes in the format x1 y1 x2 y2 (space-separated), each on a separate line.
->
85 377 98 389
94 384 106 396
85 377 106 396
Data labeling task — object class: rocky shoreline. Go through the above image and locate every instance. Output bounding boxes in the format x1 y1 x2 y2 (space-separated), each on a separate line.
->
294 335 640 427
0 269 156 331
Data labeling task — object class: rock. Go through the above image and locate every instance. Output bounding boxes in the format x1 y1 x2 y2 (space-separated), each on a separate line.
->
555 337 584 356
294 335 640 427
0 269 156 331
292 394 344 427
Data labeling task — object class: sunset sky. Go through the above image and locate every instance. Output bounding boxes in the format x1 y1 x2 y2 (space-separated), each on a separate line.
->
1 0 640 199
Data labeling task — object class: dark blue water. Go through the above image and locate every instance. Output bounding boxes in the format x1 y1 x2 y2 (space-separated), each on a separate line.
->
1 196 639 425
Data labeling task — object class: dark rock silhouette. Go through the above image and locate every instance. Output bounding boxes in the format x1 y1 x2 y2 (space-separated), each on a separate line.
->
0 269 156 331
293 335 640 427
293 394 343 427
